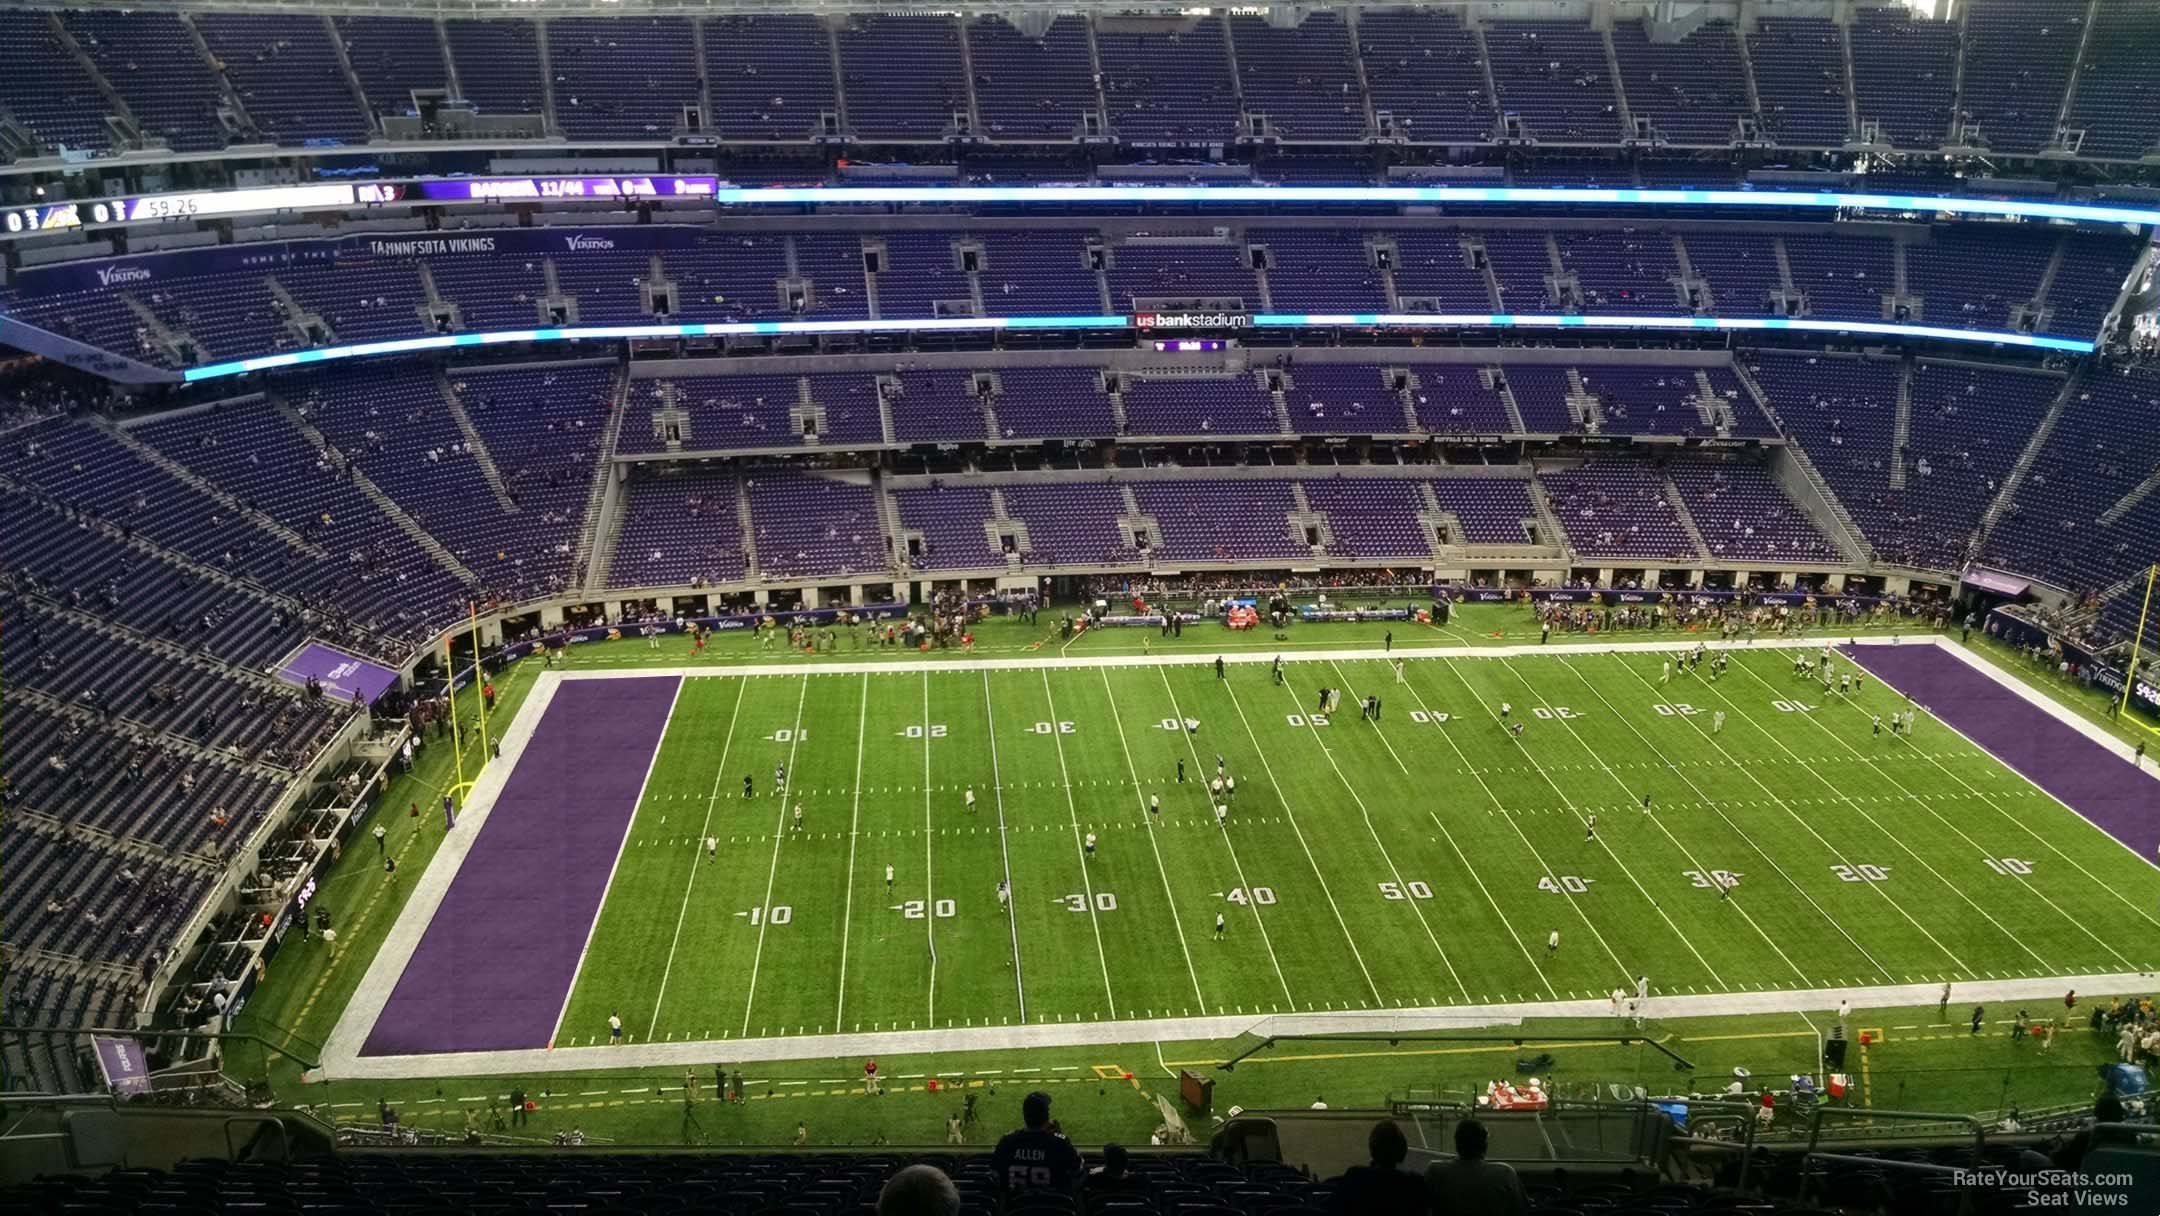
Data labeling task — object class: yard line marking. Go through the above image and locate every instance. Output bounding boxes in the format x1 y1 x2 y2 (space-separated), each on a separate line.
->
1541 657 1839 984
1301 662 1467 999
548 675 685 1050
834 673 871 1028
980 670 1028 1021
1212 672 1382 1002
1339 666 1555 998
1097 667 1207 1014
739 677 811 1037
1154 668 1296 1004
648 677 751 1037
1038 670 1118 1014
1424 657 1669 982
1734 651 2137 969
1603 651 1972 976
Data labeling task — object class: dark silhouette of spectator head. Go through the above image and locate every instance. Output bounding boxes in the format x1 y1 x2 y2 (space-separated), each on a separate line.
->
1456 1118 1491 1160
1096 1142 1129 1180
1370 1118 1410 1168
1023 1090 1053 1129
877 1164 960 1216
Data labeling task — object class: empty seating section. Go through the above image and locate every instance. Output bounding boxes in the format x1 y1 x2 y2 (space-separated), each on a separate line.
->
986 368 1115 440
745 470 885 580
0 282 164 364
1500 366 1586 433
1132 481 1303 562
1554 230 1683 314
1710 368 1783 440
2067 0 2160 160
552 248 652 326
790 234 870 321
452 364 609 592
1228 13 1365 141
1891 361 2062 569
61 10 225 152
1411 367 1513 433
195 13 370 144
1747 352 1905 558
967 16 1097 140
1985 364 2160 593
626 374 801 454
1000 483 1137 566
1353 8 1493 142
1746 18 1849 147
1481 231 1560 311
705 15 833 142
873 234 974 320
1682 230 1785 317
0 10 114 155
802 373 886 447
1908 229 2051 331
1849 8 1957 149
427 245 548 332
1539 459 1700 561
659 233 789 323
273 258 427 347
886 372 985 444
1256 229 1386 312
837 15 966 140
893 484 999 571
1096 17 1240 143
1960 0 2084 154
442 18 545 118
0 797 218 967
1608 20 1747 145
1283 364 1402 435
1302 477 1430 558
335 16 447 119
976 232 1103 316
1119 376 1279 437
608 466 745 588
1576 365 1703 437
1107 244 1257 312
152 276 293 361
1390 231 1495 312
1667 461 1839 562
547 16 697 139
1433 478 1539 543
1784 233 1890 323
2047 236 2139 338
1484 21 1622 143
133 403 463 638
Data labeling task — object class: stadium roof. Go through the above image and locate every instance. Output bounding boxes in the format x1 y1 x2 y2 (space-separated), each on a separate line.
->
0 0 1871 19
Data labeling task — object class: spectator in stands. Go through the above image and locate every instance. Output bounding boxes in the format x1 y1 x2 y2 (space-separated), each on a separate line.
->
2054 1095 2126 1173
1326 1119 1430 1214
993 1090 1082 1195
877 1164 961 1216
1425 1117 1527 1215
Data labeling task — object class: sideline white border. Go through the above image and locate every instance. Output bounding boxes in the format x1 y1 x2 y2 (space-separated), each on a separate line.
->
317 633 2160 1081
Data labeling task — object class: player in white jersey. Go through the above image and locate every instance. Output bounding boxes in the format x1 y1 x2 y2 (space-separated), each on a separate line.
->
1215 803 1228 828
792 802 803 831
706 835 718 862
1584 814 1596 841
1149 793 1161 819
1712 710 1726 734
1661 660 1671 685
885 863 894 892
1225 775 1235 800
1210 776 1224 800
964 786 976 813
1084 831 1096 858
1214 912 1226 940
996 878 1009 908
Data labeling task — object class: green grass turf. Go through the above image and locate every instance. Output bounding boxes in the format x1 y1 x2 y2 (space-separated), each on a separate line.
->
554 643 2160 1048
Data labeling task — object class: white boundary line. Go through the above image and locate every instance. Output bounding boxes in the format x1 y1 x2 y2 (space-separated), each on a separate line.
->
317 632 2158 1080
549 676 687 1048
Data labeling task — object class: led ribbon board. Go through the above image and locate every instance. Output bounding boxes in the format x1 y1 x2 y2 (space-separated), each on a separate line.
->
175 312 2092 384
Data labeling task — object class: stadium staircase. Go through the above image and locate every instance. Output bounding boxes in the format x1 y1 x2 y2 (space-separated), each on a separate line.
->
99 419 327 559
434 18 464 100
1564 368 1604 434
1345 12 1380 137
438 374 520 514
264 278 331 350
178 11 256 140
320 15 378 140
273 399 480 586
1600 26 1635 139
573 367 629 595
1770 444 1877 565
45 12 143 152
116 295 193 368
1888 360 1912 491
1973 364 2085 555
534 18 560 136
1839 19 1862 142
825 19 850 135
976 374 1003 442
1488 368 1530 433
2098 462 2160 526
2051 0 2105 152
735 477 759 576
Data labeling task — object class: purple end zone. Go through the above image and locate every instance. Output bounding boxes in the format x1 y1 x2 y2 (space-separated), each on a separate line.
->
360 676 680 1055
275 642 401 704
1844 644 2158 862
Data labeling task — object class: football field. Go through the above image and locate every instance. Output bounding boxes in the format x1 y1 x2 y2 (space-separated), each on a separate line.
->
498 641 2160 1053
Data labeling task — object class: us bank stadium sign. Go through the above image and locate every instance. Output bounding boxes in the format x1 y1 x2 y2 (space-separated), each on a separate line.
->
1135 312 1252 330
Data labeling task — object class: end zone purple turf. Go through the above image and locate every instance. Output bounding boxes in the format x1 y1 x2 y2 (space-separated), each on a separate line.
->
1844 644 2158 864
360 676 680 1056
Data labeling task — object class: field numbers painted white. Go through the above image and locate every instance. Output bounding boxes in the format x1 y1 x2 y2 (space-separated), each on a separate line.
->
1030 721 1077 735
1407 710 1452 724
1378 881 1436 900
902 724 948 739
1683 869 1743 890
1982 857 2034 876
744 905 792 926
1651 703 1699 717
1770 700 1816 713
1224 886 1278 906
1061 892 1119 912
1537 875 1594 894
1531 706 1579 720
898 899 958 919
769 729 807 743
1831 863 1891 883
